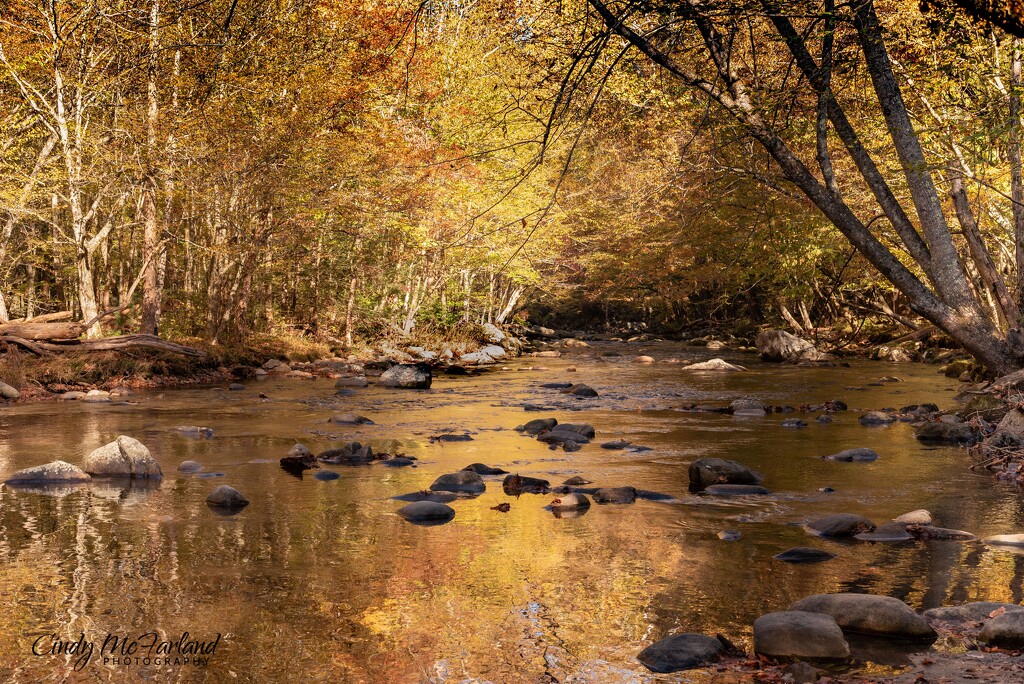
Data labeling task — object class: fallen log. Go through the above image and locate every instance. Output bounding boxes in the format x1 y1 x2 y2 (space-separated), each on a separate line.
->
1 334 206 357
0 321 86 340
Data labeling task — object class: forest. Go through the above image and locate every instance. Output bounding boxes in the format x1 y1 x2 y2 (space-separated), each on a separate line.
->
2 0 1024 371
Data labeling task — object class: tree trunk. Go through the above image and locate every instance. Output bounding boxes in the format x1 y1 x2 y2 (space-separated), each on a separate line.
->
140 0 161 335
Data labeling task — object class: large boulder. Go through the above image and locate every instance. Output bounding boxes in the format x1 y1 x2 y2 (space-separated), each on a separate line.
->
378 363 431 389
4 460 91 484
753 611 850 659
636 633 725 673
430 471 485 494
688 458 763 491
82 436 162 479
789 593 937 641
804 514 875 538
979 611 1024 648
756 330 828 363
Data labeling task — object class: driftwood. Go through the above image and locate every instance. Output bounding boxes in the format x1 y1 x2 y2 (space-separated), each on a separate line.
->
1 334 206 357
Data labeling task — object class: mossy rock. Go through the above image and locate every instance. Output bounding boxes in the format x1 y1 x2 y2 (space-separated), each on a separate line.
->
959 394 1009 423
942 359 974 379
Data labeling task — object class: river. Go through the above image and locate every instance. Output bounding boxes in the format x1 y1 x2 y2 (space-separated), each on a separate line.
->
1 342 1022 682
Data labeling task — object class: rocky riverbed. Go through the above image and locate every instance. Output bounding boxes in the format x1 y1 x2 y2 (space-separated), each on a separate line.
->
2 340 1024 682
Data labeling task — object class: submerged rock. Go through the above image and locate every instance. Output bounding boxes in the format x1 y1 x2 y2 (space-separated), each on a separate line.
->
562 476 592 486
805 514 875 538
430 470 485 494
82 436 162 479
4 460 91 484
636 633 725 673
753 611 850 659
688 457 763 491
329 412 374 425
773 547 837 564
704 484 770 496
177 460 204 473
172 425 215 438
593 486 637 504
854 522 913 543
393 490 458 503
717 530 741 541
206 485 250 509
397 501 456 523
317 442 375 465
823 448 879 462
789 593 937 641
334 375 369 388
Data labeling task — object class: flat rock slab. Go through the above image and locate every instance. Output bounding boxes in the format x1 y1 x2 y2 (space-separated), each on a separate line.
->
773 547 837 564
636 633 725 673
789 593 937 641
753 611 850 659
823 448 879 462
5 460 91 484
396 501 455 523
805 513 875 538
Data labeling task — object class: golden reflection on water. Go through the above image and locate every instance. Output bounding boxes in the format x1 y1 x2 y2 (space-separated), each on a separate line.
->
2 345 1024 682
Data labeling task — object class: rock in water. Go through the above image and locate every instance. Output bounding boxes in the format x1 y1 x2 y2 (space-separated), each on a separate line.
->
753 611 850 659
636 633 725 673
593 487 637 504
329 413 374 425
397 501 456 523
924 603 1024 629
172 425 215 438
378 363 432 389
681 358 747 372
788 593 937 641
462 463 508 475
914 422 978 445
334 376 369 388
978 612 1024 648
893 509 932 525
704 484 770 495
177 460 205 473
983 534 1024 548
773 548 837 564
563 384 598 398
4 461 91 484
206 485 250 509
0 380 20 400
82 436 162 479
804 514 875 538
550 493 591 509
688 458 763 490
430 471 485 494
756 330 822 363
562 476 592 485
822 448 879 462
854 522 913 542
859 411 895 426
393 491 458 503
502 473 551 494
522 418 558 434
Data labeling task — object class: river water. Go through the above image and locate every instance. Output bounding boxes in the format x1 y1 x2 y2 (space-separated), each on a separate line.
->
1 342 1022 682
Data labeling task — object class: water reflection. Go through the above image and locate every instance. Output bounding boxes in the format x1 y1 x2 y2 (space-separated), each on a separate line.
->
0 344 1023 681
